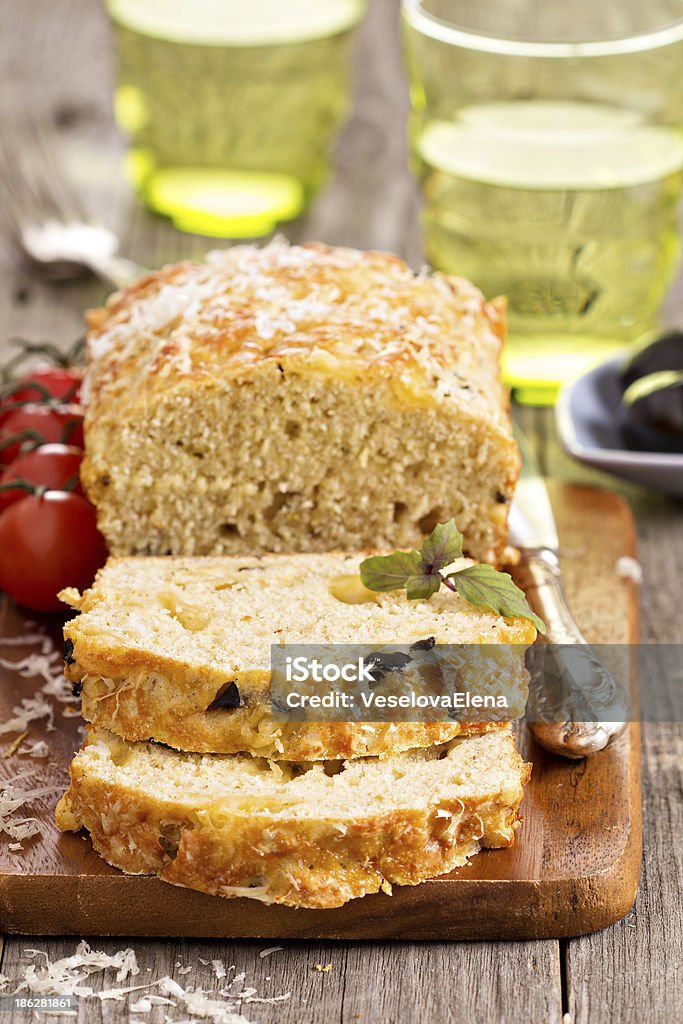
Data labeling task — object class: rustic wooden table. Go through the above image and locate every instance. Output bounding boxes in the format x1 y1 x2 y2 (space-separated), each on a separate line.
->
1 1 682 1021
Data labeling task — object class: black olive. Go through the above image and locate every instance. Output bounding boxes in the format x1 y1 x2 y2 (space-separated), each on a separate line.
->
621 330 683 388
366 650 412 684
63 638 76 666
621 370 683 453
410 637 436 651
207 681 241 711
71 680 82 698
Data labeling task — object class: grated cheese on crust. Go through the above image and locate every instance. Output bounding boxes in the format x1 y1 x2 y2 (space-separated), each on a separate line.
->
84 238 496 414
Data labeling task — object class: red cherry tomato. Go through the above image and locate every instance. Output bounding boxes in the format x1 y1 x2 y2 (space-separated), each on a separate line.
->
0 444 84 514
1 366 82 416
0 491 107 612
0 404 84 465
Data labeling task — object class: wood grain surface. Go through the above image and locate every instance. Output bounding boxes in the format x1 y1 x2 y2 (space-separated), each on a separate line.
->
0 483 641 941
0 0 681 1020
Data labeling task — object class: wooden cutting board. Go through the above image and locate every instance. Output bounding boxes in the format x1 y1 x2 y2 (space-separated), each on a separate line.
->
0 482 641 940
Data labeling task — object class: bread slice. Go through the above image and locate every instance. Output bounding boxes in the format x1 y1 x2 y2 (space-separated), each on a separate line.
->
61 553 534 760
81 239 518 564
56 726 530 908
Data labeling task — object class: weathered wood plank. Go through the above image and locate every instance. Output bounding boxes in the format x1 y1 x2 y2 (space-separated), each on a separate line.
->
0 938 346 1024
339 942 562 1024
0 936 562 1024
538 397 683 1024
563 725 683 1024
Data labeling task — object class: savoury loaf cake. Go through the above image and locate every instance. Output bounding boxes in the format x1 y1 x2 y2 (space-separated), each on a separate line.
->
56 726 531 909
60 552 534 760
81 239 518 563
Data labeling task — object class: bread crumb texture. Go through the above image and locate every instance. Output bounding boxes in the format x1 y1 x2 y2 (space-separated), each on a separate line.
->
82 239 518 563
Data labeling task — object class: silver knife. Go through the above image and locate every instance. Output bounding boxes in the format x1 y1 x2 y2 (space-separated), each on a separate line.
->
508 425 630 759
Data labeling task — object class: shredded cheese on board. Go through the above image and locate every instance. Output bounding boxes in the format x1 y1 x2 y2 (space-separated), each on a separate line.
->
0 773 60 848
18 739 50 758
0 694 54 735
0 631 84 849
1 943 290 1024
615 556 643 585
16 942 139 997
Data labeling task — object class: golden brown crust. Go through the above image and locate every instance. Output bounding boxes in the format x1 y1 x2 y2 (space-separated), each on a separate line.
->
56 728 530 908
83 243 509 420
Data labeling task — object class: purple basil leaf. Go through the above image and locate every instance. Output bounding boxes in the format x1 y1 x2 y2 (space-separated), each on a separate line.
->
360 549 423 592
420 519 463 571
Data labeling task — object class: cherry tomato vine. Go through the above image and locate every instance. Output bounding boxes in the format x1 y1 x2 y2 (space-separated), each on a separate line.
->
0 337 107 613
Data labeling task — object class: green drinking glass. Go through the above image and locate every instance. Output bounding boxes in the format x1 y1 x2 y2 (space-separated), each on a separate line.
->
403 0 683 403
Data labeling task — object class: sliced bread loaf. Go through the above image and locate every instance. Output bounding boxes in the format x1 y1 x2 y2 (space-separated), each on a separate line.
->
61 553 534 760
81 239 517 564
56 726 531 908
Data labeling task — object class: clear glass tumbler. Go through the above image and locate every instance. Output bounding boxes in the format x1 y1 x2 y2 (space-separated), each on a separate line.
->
107 0 366 240
402 1 683 404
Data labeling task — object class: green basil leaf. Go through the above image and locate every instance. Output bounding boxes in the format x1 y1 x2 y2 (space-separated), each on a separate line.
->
448 564 546 633
360 549 423 592
419 519 463 571
406 571 442 601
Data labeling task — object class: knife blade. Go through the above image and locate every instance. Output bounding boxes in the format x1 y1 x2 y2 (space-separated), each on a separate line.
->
508 423 630 758
508 425 559 551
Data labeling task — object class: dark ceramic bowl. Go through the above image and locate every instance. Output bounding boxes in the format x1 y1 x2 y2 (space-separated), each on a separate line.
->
556 355 683 497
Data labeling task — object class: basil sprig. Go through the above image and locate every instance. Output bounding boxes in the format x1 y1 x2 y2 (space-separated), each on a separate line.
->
359 519 546 633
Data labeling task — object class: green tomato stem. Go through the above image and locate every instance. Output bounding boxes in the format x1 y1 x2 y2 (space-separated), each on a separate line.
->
0 477 38 495
0 428 44 452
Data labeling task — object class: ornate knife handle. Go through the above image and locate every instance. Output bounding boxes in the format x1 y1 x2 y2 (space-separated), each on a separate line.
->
519 548 630 759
